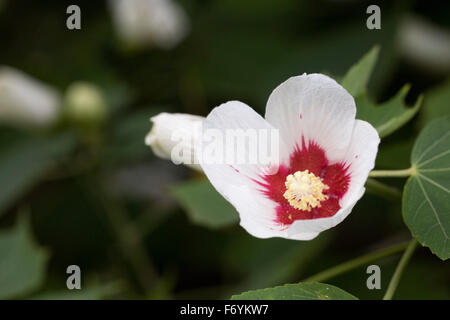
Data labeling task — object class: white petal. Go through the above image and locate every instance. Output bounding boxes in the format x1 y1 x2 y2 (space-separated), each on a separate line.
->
265 73 356 163
286 120 379 238
226 185 284 239
229 183 321 240
287 231 320 241
199 101 285 237
340 119 380 208
287 187 365 237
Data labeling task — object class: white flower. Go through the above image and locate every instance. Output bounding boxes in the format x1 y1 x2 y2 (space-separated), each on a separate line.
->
109 0 190 49
0 66 61 128
145 112 203 171
398 15 450 73
200 74 380 240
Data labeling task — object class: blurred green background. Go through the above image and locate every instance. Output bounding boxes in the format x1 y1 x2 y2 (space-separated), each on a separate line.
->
0 0 449 299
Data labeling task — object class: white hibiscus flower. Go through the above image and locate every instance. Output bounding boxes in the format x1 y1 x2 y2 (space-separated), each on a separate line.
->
147 74 380 240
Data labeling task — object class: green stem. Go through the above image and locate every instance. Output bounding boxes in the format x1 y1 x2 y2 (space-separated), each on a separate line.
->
82 176 159 294
302 241 409 283
369 167 415 178
365 178 402 201
101 194 159 293
383 239 418 300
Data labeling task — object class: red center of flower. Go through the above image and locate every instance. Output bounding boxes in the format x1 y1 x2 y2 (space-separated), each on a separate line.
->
257 137 350 226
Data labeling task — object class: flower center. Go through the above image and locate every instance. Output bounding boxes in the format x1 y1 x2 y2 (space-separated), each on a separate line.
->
283 170 329 211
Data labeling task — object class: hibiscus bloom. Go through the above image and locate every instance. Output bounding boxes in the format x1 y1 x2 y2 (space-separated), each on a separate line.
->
0 66 61 128
199 74 380 240
109 0 190 49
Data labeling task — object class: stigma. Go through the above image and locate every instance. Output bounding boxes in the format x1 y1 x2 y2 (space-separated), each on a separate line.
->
283 170 329 211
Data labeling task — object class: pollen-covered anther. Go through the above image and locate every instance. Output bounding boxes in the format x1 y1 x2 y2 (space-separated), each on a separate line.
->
283 170 329 211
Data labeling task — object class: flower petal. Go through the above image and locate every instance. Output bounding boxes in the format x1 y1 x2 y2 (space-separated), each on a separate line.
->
199 101 286 237
287 187 365 238
288 231 320 241
285 120 378 237
226 184 284 238
340 119 380 208
227 184 320 240
265 73 356 163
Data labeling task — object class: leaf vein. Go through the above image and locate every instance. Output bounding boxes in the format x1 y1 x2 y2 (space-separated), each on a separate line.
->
413 199 427 224
416 177 449 240
419 168 450 173
414 131 450 165
418 174 450 194
417 149 450 168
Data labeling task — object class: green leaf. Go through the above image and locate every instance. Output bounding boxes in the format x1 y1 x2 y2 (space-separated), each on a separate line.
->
0 133 76 216
403 117 450 260
170 179 239 228
341 45 379 97
0 216 49 299
419 79 450 128
341 46 422 138
231 282 358 300
355 85 423 138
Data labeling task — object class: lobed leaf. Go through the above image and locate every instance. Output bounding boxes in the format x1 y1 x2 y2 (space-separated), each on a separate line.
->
341 45 379 97
341 46 422 138
355 85 422 138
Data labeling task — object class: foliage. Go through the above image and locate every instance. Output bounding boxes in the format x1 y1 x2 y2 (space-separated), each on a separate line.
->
231 282 357 300
0 215 48 299
403 117 450 260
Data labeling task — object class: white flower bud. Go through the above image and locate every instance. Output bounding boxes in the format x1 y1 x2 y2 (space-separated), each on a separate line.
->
63 81 107 126
0 66 61 128
398 15 450 73
109 0 190 49
145 113 204 171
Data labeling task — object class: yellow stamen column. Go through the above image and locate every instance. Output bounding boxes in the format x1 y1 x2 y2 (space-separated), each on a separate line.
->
283 170 329 211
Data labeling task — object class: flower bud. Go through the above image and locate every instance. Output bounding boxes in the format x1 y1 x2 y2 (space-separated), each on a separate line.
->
145 113 203 171
109 0 190 49
0 66 61 128
63 81 107 126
